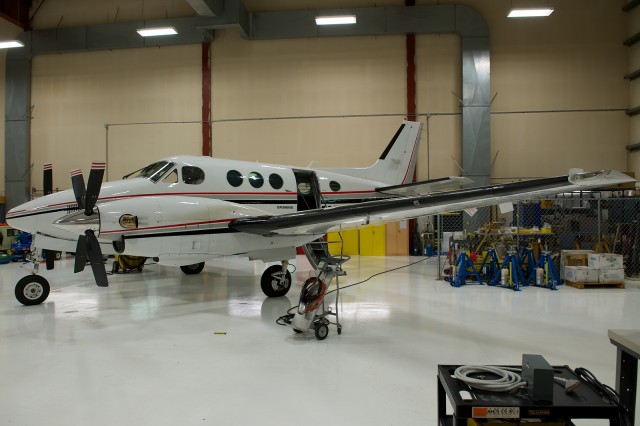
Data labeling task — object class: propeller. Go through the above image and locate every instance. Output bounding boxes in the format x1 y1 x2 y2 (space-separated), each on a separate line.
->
69 162 109 287
43 163 53 196
43 163 55 270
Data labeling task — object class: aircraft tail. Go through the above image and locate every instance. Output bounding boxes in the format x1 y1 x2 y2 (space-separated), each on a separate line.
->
321 120 422 185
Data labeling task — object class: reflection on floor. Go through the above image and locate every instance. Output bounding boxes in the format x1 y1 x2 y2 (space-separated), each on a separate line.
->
1 255 638 425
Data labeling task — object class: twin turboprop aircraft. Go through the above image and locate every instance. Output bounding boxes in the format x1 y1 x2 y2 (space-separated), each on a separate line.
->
5 120 635 306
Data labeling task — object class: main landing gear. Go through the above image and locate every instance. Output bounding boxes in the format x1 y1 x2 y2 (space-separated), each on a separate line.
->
261 260 292 297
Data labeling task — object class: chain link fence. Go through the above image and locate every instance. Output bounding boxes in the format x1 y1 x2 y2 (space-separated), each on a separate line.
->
428 193 640 281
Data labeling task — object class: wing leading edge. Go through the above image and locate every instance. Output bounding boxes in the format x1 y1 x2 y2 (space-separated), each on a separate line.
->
229 170 634 237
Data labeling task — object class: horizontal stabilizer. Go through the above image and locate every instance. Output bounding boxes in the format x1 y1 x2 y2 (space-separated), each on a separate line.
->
376 176 472 196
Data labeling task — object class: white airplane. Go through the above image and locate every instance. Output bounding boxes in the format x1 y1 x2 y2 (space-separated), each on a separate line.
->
5 120 635 307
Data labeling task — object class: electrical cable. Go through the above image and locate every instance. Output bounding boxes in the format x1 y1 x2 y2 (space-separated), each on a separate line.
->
275 256 430 326
574 367 631 426
324 256 429 295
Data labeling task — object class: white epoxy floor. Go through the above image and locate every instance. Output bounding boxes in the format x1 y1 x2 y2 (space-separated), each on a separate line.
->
1 255 639 425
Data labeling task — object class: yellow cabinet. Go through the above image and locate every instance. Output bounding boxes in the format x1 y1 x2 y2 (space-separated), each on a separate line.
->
359 225 386 256
326 230 359 255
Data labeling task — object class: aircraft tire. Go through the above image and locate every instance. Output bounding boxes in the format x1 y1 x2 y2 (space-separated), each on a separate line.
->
15 275 50 306
260 265 292 297
180 262 205 275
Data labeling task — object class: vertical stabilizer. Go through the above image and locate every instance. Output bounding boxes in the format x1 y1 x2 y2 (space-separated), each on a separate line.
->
320 120 422 185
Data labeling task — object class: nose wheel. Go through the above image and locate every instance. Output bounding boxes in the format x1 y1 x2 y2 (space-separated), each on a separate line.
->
15 275 51 306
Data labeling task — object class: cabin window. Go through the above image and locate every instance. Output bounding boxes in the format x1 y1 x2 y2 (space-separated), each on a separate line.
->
329 181 341 192
162 170 178 184
227 170 243 187
248 172 264 188
182 166 205 185
269 173 284 190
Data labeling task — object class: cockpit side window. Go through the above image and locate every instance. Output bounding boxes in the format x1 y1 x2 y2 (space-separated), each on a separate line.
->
162 169 178 184
182 166 205 185
125 161 175 183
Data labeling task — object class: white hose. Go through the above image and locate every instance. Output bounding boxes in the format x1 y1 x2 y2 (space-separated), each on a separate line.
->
453 365 526 393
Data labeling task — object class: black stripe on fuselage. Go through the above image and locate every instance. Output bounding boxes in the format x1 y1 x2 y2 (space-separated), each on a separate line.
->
123 227 238 240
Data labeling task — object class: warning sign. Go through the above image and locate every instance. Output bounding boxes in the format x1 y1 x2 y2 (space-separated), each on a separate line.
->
472 407 520 419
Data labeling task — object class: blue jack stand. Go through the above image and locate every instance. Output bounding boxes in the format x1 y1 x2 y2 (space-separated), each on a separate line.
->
477 250 500 284
520 248 537 282
447 252 484 287
489 252 526 291
529 251 561 290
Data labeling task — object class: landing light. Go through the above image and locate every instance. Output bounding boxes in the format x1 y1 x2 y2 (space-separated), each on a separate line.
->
119 215 138 229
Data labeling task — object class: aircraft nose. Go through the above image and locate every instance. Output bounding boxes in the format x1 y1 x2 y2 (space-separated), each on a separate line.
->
6 205 32 233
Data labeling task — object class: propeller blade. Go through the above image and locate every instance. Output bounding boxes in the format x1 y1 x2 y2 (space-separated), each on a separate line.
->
85 230 108 287
74 234 87 273
43 164 53 196
85 162 105 215
71 169 86 210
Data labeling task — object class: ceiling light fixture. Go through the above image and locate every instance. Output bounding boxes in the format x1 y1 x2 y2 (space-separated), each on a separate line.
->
315 15 357 25
507 8 554 18
0 40 24 49
136 27 178 37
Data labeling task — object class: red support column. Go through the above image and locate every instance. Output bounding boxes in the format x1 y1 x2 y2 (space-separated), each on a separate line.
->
406 0 419 255
406 33 417 122
202 42 212 156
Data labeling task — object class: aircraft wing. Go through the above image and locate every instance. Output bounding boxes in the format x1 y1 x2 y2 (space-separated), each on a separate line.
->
230 170 635 237
375 176 472 196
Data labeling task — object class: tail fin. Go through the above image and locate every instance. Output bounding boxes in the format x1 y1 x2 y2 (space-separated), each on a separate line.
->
321 120 422 185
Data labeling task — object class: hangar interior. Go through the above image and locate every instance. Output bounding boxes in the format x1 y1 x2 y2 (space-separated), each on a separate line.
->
0 1 639 425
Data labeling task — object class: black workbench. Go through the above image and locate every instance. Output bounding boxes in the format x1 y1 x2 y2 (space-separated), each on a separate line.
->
437 364 622 425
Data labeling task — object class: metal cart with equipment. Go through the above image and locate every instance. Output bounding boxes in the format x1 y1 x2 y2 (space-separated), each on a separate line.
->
291 255 349 340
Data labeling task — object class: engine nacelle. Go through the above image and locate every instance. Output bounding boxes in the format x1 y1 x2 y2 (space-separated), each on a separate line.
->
96 196 271 259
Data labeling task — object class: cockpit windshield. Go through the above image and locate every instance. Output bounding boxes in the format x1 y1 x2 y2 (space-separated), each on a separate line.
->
123 161 175 183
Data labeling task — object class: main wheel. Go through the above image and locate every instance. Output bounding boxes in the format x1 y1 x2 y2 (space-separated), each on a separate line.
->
314 322 329 340
15 275 50 306
260 265 292 297
180 262 205 275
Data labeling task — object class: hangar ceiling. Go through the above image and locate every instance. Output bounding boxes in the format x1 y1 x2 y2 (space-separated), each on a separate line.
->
4 0 490 210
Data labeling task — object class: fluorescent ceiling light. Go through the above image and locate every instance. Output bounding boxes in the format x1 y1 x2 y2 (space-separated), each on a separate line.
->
0 40 24 49
508 8 554 18
315 15 357 25
136 27 178 37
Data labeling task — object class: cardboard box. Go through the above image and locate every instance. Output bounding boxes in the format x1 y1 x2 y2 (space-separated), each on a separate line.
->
560 250 594 279
564 266 599 283
599 268 625 283
588 253 623 269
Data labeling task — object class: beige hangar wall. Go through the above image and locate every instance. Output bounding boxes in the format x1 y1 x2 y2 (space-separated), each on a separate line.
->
30 45 201 190
20 0 631 192
480 0 629 179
